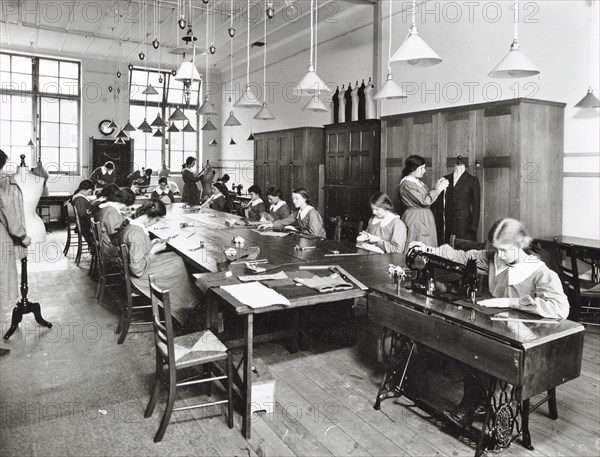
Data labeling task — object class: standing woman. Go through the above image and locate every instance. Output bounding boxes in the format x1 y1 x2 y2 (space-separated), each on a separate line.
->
399 155 448 247
89 161 117 189
69 179 95 248
181 157 204 206
357 192 407 253
259 188 326 238
113 200 201 325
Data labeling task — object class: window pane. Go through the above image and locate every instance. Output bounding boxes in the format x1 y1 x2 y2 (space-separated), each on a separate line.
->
12 56 32 74
146 135 162 150
60 78 79 96
61 99 78 124
40 59 59 76
183 131 196 149
12 96 32 121
39 76 60 94
11 121 31 146
0 54 9 71
60 148 78 172
41 122 59 146
169 150 184 171
168 88 184 104
130 70 147 86
11 72 32 91
130 104 146 124
41 97 59 121
131 131 146 149
43 147 60 168
130 84 147 101
60 124 78 147
170 132 183 149
145 152 161 172
60 62 79 79
1 120 10 143
0 71 10 89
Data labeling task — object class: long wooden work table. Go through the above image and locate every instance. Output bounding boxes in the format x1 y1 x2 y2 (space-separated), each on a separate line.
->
148 204 585 455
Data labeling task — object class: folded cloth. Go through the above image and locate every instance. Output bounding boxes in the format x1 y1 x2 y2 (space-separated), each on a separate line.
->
293 273 353 293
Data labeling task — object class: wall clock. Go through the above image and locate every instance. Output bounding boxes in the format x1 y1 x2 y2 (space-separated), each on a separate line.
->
98 120 115 136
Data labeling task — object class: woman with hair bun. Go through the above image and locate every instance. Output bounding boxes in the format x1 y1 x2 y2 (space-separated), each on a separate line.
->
357 192 407 253
259 187 325 238
181 156 204 206
411 217 569 429
265 186 291 222
399 155 448 246
96 187 136 261
113 200 201 324
69 179 95 248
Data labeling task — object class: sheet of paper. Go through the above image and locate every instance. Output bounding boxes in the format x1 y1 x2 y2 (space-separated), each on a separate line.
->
221 282 291 308
478 298 512 308
356 243 385 254
238 271 289 282
251 229 290 238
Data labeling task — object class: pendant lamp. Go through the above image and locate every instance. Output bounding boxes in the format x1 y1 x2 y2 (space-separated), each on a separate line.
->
182 121 196 133
574 3 600 108
235 0 262 108
116 129 128 138
201 118 217 131
150 114 167 128
198 97 218 115
209 138 218 146
137 118 152 132
229 137 237 145
294 0 329 95
224 111 241 126
167 123 181 133
390 0 442 67
122 120 137 131
302 95 328 112
374 0 406 100
153 128 164 137
254 0 276 119
247 132 255 141
108 120 119 129
169 107 188 122
114 138 126 145
142 84 159 95
488 0 539 78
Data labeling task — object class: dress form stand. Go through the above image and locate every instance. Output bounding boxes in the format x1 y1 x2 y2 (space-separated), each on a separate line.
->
365 77 377 119
358 79 366 120
351 81 360 121
344 83 353 122
332 86 340 123
4 155 52 341
338 84 346 123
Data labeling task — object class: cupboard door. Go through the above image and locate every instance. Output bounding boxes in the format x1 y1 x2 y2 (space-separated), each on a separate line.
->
347 124 374 187
325 128 347 185
441 111 476 175
408 114 437 189
383 118 405 210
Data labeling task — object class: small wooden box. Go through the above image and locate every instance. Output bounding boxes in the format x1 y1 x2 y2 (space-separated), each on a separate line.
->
239 357 275 415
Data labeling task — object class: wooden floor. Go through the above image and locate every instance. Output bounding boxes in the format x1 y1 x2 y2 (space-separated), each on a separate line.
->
1 230 598 456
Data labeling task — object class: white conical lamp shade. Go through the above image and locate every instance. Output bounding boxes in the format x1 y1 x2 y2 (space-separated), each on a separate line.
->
575 88 600 108
374 72 407 100
174 60 201 82
302 96 328 112
488 40 540 78
224 111 241 126
197 97 218 115
254 103 276 120
390 25 442 67
234 85 262 108
294 64 330 95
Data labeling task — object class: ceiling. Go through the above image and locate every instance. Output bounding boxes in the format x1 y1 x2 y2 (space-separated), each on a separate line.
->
1 0 376 77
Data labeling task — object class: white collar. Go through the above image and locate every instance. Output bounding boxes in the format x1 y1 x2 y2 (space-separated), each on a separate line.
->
298 205 313 219
270 200 286 211
494 255 542 285
400 175 424 187
212 193 224 200
101 167 114 175
155 188 169 195
454 164 466 182
372 213 399 227
99 201 125 211
130 219 149 236
250 199 263 207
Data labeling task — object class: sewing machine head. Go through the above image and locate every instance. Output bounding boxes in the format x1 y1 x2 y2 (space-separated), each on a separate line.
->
405 247 479 302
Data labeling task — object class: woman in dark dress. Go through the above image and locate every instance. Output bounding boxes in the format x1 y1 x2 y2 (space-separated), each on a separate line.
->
181 157 204 206
69 179 95 248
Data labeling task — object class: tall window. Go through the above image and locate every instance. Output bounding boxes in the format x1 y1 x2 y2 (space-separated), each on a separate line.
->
129 67 200 172
0 52 80 174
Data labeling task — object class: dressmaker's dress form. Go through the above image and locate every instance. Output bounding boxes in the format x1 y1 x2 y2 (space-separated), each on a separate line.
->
358 80 366 120
338 85 346 123
332 86 340 124
351 82 359 121
365 78 376 119
344 83 353 122
14 166 46 244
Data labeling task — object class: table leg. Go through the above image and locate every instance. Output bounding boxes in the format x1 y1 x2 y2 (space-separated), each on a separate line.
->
242 314 253 439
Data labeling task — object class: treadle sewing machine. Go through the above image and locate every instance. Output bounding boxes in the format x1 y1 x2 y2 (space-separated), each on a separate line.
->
370 249 585 456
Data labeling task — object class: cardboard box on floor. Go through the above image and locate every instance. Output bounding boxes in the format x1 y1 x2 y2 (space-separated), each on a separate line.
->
238 357 275 415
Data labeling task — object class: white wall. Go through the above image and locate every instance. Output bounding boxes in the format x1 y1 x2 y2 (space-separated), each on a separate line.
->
214 0 599 239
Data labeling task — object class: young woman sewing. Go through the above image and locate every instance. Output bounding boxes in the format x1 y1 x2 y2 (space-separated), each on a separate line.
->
411 217 569 428
243 185 266 222
113 200 201 325
96 188 135 261
356 192 407 254
259 188 325 238
265 186 290 222
69 179 95 249
200 184 229 212
150 177 175 204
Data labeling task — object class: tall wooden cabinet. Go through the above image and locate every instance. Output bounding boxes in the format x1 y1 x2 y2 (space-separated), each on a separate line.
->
253 127 324 208
324 119 381 225
381 99 565 240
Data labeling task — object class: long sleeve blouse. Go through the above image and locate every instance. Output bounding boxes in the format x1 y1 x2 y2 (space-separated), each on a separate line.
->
364 215 407 253
272 206 326 238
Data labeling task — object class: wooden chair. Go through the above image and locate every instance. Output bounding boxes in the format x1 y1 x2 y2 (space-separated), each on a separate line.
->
331 216 364 242
92 221 121 305
553 238 600 322
115 244 153 344
63 202 76 256
69 203 93 267
144 274 233 443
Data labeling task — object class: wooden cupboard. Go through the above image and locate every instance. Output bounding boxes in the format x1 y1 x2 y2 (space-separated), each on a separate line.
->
381 98 565 241
253 127 324 209
324 119 381 226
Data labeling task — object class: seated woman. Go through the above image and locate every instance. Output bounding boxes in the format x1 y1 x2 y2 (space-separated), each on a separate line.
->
200 184 229 212
96 188 136 261
150 177 175 204
264 186 291 222
242 185 266 222
88 183 120 219
214 174 230 195
259 188 326 238
113 200 201 325
356 192 407 253
127 168 153 187
411 217 569 429
69 179 95 249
